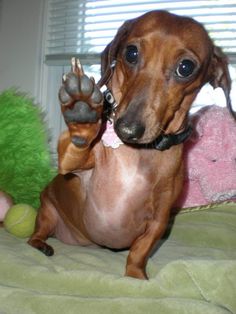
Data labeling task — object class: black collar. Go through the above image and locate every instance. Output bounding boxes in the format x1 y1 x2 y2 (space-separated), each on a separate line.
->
141 125 192 151
103 89 192 151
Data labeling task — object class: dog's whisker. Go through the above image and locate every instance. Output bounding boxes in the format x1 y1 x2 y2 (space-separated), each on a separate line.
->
157 125 167 134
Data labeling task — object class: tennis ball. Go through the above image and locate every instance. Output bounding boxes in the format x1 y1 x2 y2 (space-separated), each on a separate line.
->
4 204 37 238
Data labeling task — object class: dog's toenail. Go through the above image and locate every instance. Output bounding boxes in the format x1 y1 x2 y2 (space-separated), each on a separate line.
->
62 74 67 82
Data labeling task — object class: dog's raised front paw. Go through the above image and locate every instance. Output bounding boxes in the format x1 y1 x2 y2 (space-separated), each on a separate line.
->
58 58 104 147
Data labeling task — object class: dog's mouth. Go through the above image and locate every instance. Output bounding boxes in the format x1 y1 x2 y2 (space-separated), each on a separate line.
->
113 118 192 151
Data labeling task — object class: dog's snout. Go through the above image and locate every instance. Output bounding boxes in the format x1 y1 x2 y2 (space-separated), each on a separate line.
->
115 118 145 142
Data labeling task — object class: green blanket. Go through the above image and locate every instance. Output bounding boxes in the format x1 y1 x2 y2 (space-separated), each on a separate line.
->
0 202 235 314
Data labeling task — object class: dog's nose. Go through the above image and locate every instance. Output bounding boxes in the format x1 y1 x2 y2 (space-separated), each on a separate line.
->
115 118 145 142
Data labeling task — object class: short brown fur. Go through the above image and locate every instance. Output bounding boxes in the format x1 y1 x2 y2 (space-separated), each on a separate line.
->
28 11 232 279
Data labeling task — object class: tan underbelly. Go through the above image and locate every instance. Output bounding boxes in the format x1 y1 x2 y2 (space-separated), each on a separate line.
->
82 177 153 249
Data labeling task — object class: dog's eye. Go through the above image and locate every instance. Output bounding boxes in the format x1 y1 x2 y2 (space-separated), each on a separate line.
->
175 59 196 78
125 45 139 64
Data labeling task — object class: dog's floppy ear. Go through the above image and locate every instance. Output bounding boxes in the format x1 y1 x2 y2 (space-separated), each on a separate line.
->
209 46 236 119
97 19 134 88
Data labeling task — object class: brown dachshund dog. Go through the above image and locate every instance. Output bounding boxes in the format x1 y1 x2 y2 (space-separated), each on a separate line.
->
28 11 233 279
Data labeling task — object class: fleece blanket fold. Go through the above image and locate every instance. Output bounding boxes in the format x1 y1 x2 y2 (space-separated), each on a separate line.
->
0 202 235 314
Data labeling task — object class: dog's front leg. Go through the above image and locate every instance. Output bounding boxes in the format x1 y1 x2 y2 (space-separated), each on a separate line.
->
125 207 170 280
58 58 104 174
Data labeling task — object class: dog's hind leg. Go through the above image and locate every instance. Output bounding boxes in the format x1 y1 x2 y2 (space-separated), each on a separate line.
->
28 173 93 255
28 190 58 256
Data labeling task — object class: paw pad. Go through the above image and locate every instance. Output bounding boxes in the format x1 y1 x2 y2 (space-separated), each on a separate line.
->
38 244 54 256
64 101 98 124
59 73 103 108
71 135 87 147
58 58 104 147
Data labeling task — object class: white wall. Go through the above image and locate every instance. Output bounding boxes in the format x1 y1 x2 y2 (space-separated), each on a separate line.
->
0 0 65 157
0 0 45 100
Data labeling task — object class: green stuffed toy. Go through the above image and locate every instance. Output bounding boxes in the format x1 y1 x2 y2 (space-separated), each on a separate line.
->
0 89 55 220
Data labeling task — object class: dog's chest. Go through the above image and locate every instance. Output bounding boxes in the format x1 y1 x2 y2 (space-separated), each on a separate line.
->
81 144 158 248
